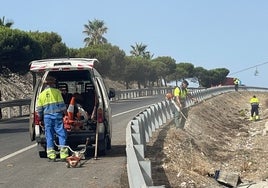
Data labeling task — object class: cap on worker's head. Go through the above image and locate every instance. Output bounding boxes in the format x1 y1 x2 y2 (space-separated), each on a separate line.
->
253 95 256 98
44 76 56 84
182 80 189 86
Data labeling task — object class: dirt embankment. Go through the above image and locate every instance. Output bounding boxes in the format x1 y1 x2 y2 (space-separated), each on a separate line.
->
147 91 268 188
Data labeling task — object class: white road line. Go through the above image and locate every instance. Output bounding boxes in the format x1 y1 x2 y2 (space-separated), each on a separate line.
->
0 105 148 163
112 106 148 117
0 144 37 162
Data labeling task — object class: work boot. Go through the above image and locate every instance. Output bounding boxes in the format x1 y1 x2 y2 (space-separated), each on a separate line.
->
250 116 253 121
47 149 56 162
256 115 260 120
60 147 69 161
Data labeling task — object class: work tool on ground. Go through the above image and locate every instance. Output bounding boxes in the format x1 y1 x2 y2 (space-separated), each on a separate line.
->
55 138 89 168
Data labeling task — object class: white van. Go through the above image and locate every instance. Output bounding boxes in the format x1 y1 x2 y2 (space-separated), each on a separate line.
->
29 58 115 158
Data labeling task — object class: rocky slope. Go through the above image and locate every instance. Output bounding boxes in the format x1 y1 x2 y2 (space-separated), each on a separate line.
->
147 91 268 187
0 72 127 102
0 72 127 119
0 73 33 101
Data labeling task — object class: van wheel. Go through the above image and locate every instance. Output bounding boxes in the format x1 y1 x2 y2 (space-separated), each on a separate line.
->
37 144 47 158
39 151 47 158
98 136 110 156
107 136 111 150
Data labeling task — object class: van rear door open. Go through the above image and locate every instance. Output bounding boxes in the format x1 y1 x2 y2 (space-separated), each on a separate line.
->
29 58 98 72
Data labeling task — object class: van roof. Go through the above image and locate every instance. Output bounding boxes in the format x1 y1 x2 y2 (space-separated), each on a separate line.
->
29 58 99 72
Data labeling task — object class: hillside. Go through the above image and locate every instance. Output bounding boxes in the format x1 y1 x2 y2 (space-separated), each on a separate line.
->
0 72 127 102
147 91 268 187
0 72 127 119
0 73 33 101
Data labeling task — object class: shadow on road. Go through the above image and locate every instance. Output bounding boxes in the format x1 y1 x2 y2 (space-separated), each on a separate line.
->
82 144 126 159
0 127 28 134
108 144 126 157
0 117 28 124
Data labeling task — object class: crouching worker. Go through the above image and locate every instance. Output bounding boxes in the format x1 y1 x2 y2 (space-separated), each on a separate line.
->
250 95 260 121
36 76 69 161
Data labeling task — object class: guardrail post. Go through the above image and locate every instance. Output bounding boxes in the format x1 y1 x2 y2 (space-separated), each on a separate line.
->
154 103 163 126
161 101 169 123
134 116 146 146
143 110 152 142
131 120 142 145
19 106 22 116
166 100 173 119
157 102 166 127
146 108 155 132
139 159 153 186
7 107 11 118
149 106 157 130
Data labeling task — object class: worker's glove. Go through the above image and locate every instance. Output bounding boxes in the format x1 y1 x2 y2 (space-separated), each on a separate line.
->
63 115 69 123
38 121 44 128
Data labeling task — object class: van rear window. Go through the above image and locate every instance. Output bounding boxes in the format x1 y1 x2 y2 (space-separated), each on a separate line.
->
48 70 92 82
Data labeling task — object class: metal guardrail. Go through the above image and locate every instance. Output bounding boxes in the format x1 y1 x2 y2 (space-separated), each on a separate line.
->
126 85 268 188
0 98 31 119
126 100 172 187
0 86 206 119
0 87 172 120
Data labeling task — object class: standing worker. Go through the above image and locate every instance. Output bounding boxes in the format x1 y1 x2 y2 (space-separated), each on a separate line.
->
36 76 69 161
234 78 239 91
250 95 260 121
173 80 196 129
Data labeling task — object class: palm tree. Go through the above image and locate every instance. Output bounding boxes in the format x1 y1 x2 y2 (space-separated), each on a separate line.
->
83 19 108 47
130 42 153 59
0 16 14 28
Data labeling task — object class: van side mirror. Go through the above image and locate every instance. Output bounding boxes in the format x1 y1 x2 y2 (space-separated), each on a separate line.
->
109 88 115 99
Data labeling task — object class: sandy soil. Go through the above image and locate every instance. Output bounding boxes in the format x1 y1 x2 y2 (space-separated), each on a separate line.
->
147 91 268 188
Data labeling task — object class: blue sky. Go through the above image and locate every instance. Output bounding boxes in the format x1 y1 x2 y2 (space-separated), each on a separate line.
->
1 0 268 87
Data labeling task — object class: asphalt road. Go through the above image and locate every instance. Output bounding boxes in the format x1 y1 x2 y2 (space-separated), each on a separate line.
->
0 95 165 188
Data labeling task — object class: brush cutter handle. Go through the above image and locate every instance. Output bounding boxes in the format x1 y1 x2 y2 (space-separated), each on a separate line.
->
53 141 75 153
170 99 188 120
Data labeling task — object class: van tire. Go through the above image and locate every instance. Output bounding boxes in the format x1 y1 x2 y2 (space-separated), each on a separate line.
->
107 136 111 150
39 151 47 158
37 144 47 158
98 135 110 156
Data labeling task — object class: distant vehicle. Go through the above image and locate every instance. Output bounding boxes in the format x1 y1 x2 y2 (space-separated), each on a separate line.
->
222 77 235 86
29 58 115 158
223 77 243 86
